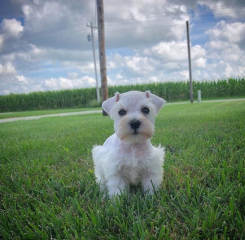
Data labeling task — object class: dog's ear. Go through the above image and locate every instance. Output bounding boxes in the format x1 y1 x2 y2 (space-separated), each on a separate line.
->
102 92 120 114
145 90 166 114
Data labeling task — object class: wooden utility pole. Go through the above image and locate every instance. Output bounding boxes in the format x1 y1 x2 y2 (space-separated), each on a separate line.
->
186 21 193 103
96 0 108 115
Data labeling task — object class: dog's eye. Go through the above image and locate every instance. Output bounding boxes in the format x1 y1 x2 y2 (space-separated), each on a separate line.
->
142 107 150 114
118 109 127 116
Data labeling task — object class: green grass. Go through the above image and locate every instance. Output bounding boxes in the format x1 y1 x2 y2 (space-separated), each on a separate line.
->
0 107 100 119
0 102 245 239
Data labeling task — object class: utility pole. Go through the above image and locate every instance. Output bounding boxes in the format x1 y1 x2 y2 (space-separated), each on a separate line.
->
186 21 193 103
96 0 108 115
86 21 100 103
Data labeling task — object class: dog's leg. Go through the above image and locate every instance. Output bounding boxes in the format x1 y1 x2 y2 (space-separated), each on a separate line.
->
94 165 106 191
106 173 127 198
142 146 164 194
96 176 107 192
142 170 163 194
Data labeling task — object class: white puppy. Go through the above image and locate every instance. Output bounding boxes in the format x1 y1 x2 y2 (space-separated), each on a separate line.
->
92 90 165 198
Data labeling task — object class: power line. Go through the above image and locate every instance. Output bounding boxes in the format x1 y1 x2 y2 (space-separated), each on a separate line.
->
105 9 245 28
105 9 245 27
10 2 244 25
104 18 244 33
104 3 245 22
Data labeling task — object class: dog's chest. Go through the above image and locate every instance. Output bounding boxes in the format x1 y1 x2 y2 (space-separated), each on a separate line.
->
118 144 151 184
119 143 150 165
121 165 145 184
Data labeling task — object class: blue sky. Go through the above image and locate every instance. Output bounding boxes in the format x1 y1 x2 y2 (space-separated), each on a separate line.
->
0 0 245 95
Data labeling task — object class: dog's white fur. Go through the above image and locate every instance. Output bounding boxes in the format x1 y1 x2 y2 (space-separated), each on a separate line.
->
92 90 165 198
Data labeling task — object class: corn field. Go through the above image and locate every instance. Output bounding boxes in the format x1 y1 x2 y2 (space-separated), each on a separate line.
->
0 78 244 112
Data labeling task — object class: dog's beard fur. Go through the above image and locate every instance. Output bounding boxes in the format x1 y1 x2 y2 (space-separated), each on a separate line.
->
116 116 155 143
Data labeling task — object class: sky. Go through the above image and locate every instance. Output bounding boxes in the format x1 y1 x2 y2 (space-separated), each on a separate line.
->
0 0 245 95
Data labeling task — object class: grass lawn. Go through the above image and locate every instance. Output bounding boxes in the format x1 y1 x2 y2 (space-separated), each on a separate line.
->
0 108 100 120
0 101 245 239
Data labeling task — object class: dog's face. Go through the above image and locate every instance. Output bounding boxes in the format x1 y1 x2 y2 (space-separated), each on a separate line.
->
102 91 165 143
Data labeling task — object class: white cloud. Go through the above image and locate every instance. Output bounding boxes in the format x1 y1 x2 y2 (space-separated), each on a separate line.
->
205 21 245 72
148 41 188 61
20 0 93 50
67 72 79 79
107 76 131 86
224 63 232 77
162 62 181 70
124 55 157 74
77 62 95 74
115 73 123 79
206 21 245 45
145 41 206 63
195 57 206 68
149 76 160 83
206 40 231 50
0 74 97 95
16 75 29 83
0 18 23 38
43 76 96 91
238 66 245 76
179 70 189 79
107 61 117 70
0 62 16 75
199 1 245 19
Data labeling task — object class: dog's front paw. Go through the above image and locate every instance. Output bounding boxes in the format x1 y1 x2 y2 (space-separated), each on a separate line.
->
108 187 124 198
143 185 155 195
142 175 162 195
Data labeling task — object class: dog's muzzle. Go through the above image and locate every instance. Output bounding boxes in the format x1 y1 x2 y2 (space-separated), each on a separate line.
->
129 119 141 131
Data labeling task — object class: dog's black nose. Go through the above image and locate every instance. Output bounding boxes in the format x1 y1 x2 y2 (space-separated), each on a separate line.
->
129 119 141 130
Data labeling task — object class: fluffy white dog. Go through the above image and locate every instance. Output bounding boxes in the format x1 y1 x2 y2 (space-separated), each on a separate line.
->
92 91 165 198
